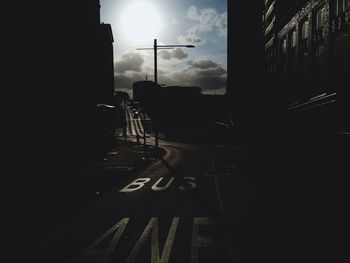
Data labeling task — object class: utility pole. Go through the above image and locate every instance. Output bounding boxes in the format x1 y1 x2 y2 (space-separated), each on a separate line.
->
154 39 157 85
137 39 195 151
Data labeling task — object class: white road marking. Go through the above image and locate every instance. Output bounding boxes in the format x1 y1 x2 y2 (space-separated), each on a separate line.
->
151 177 175 191
71 218 129 263
119 178 151 193
71 217 222 263
178 177 197 191
135 118 144 137
119 177 197 192
126 217 179 263
130 118 136 136
210 159 235 262
190 217 215 263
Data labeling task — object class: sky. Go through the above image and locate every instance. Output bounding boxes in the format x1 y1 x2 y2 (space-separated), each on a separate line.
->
100 0 227 97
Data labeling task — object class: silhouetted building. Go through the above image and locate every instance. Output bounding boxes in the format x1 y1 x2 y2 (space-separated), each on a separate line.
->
98 23 115 105
227 0 263 106
159 86 201 99
157 86 201 122
133 80 161 103
227 0 265 135
11 0 116 156
115 91 130 102
133 81 201 120
7 1 117 259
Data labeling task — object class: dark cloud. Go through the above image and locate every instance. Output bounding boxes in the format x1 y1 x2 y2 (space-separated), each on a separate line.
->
114 57 226 94
160 50 171 60
197 67 226 76
160 48 188 60
158 69 169 75
114 53 144 73
114 72 145 90
192 73 227 91
171 48 188 60
159 66 226 92
187 59 218 69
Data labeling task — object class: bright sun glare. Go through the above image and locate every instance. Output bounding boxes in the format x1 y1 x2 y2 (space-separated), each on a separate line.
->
120 2 162 44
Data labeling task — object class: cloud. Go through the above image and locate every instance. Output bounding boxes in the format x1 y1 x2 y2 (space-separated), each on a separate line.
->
177 34 202 44
114 53 144 73
160 50 171 60
215 11 227 37
187 59 218 69
158 69 169 75
197 67 227 76
187 6 199 20
114 72 145 90
171 48 188 60
114 57 226 94
186 6 227 37
160 48 188 60
158 64 227 92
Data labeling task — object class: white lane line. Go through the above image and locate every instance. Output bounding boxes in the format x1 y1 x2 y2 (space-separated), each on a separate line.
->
210 159 235 262
126 109 133 136
130 116 136 136
135 118 143 137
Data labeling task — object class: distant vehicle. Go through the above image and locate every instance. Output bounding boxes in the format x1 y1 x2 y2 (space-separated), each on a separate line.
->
133 111 139 119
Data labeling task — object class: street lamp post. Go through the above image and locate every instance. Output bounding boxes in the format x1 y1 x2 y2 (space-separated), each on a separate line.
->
137 39 195 151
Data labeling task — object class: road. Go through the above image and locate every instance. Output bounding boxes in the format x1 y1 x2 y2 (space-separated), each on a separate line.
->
26 106 258 263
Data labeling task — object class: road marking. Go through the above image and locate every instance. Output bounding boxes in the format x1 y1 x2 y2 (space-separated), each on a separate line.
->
72 217 221 263
190 217 215 263
119 177 197 192
151 177 175 191
130 118 136 136
126 217 179 263
135 118 144 137
178 177 197 191
71 218 129 263
210 159 235 262
119 178 151 193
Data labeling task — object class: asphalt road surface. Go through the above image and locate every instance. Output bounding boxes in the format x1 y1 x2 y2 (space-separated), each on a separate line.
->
19 105 348 262
24 106 259 263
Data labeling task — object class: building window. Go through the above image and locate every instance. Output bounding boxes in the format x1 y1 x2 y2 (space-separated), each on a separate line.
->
302 20 309 40
282 38 287 53
316 7 325 31
291 29 297 48
335 0 346 16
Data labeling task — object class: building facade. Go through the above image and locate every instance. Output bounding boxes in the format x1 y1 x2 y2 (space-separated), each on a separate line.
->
263 0 350 131
265 0 350 103
12 0 117 155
